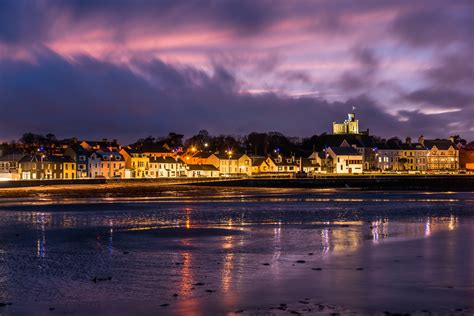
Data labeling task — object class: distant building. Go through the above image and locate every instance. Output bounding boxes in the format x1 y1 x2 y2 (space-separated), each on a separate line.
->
326 147 363 174
420 137 459 171
140 144 175 158
0 153 26 180
88 150 125 178
272 155 299 174
120 148 150 178
65 144 90 179
59 156 76 179
149 156 186 178
215 153 252 176
186 164 219 178
300 157 321 175
333 111 359 135
460 146 474 170
80 139 119 152
18 155 75 179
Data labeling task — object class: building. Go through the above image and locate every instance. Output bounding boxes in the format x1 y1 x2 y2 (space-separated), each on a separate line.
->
420 138 459 171
65 144 90 179
273 155 299 174
80 139 120 152
326 147 363 174
19 155 76 180
333 111 359 134
215 153 252 176
120 148 150 178
186 164 219 178
0 153 26 180
300 157 321 175
141 144 175 158
88 151 125 178
398 141 428 172
184 152 219 166
376 145 401 171
149 156 186 178
60 156 76 179
460 144 474 171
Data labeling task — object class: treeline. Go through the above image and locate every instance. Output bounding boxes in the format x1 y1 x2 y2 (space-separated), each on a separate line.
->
4 130 474 157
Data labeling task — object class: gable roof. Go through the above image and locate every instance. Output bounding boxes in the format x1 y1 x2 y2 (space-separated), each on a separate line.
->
150 156 184 164
215 152 247 160
251 157 267 166
0 153 27 162
301 157 320 167
423 139 454 150
329 146 361 156
190 152 214 159
187 164 219 171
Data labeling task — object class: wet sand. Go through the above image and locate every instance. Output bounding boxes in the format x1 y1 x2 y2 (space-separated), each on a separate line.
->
0 190 473 315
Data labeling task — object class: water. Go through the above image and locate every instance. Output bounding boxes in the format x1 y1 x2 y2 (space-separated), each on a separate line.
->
0 188 473 315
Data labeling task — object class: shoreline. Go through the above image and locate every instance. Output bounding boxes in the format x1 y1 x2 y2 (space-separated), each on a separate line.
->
0 175 473 199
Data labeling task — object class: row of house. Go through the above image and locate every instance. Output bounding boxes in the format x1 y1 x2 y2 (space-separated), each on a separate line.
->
375 137 459 172
0 111 467 180
0 136 462 180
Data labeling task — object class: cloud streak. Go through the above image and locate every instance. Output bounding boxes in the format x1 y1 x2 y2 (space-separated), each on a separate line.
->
0 0 472 141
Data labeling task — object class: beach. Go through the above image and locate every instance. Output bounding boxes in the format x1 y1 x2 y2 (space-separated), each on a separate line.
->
0 188 473 315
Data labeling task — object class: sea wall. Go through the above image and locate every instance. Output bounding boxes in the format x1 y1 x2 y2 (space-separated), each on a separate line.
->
1 175 473 191
192 175 474 191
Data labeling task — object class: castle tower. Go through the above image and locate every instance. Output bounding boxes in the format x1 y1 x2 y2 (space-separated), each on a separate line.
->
333 110 359 134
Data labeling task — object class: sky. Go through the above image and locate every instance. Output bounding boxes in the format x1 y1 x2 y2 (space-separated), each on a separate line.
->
0 0 473 143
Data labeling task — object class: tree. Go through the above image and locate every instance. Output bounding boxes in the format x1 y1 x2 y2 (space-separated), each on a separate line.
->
185 130 211 149
157 132 184 148
45 133 57 142
20 132 45 145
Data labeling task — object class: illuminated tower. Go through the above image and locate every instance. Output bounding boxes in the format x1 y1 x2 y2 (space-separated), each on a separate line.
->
333 110 359 134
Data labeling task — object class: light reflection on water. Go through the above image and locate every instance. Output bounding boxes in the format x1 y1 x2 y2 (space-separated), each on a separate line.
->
0 189 472 314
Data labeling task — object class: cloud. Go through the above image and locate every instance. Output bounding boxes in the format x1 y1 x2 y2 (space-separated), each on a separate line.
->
0 48 470 143
0 1 472 142
337 47 379 92
391 1 474 48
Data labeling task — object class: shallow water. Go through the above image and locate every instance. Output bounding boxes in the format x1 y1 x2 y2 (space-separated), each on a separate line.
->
0 188 473 315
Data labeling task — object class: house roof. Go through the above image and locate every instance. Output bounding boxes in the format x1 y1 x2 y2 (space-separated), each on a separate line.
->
191 152 214 159
423 139 454 150
317 134 377 150
20 154 75 163
150 156 184 164
251 157 267 166
94 151 125 161
141 143 173 153
82 140 119 148
187 164 219 171
0 153 27 162
215 152 246 160
329 146 361 156
301 157 320 167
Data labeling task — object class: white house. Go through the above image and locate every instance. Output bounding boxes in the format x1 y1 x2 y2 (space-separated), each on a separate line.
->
149 156 186 178
186 164 219 178
326 147 363 174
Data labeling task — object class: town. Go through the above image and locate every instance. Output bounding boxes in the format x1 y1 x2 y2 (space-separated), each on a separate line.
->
0 111 473 181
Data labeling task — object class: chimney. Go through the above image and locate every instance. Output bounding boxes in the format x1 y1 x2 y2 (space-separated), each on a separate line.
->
418 135 425 146
405 137 412 145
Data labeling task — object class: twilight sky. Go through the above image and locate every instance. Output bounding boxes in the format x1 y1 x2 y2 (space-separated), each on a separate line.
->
0 0 473 143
